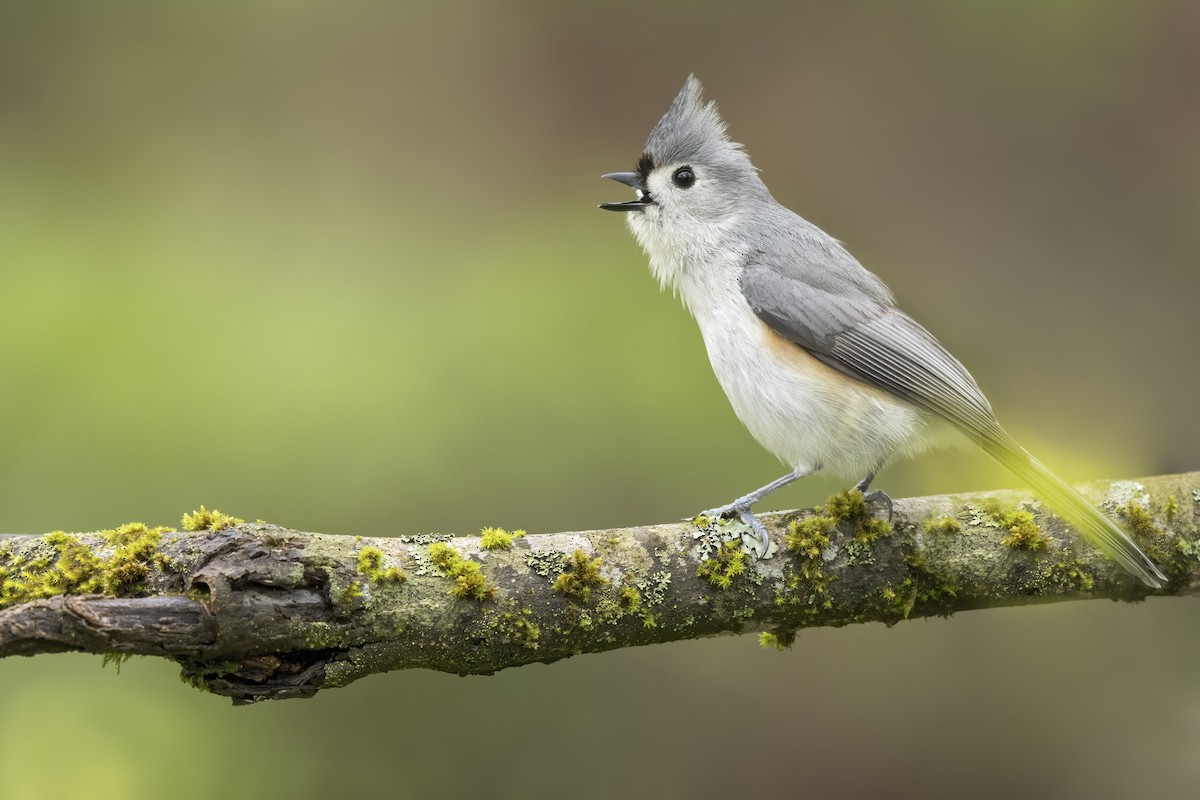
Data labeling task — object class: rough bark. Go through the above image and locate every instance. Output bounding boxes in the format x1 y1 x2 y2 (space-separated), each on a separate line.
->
1 472 1197 704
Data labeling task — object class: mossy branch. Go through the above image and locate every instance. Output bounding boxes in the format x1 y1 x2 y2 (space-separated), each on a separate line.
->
2 472 1198 704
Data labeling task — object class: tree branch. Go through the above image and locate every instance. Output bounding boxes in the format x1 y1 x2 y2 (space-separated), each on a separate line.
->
2 472 1197 703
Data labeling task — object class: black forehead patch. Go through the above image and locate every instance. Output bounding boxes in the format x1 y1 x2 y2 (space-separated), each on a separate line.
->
636 153 655 181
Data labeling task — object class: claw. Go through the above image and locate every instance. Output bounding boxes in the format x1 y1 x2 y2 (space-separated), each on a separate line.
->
862 489 894 521
737 509 771 558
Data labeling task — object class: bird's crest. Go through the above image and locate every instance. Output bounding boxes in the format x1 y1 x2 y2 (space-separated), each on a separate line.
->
641 75 742 173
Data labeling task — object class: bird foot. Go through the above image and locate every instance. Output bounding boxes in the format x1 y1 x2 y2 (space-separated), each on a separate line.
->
698 504 771 559
861 489 894 521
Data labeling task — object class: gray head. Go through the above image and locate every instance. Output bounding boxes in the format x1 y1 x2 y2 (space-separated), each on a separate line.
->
600 76 772 291
600 75 768 226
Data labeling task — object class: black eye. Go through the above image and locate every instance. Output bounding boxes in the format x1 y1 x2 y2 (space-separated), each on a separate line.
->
672 166 695 188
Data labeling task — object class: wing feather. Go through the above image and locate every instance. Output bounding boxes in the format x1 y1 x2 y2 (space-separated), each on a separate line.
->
738 260 1168 586
739 262 998 443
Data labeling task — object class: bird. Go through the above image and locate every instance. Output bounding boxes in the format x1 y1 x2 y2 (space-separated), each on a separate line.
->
599 74 1165 588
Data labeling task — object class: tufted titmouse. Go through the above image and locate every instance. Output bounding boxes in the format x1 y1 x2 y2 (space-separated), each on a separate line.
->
600 75 1165 588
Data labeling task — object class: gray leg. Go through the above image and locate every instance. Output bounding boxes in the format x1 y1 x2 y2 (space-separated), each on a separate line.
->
701 466 816 557
854 470 893 520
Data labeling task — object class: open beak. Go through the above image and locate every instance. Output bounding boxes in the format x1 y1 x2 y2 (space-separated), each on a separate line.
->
599 172 653 212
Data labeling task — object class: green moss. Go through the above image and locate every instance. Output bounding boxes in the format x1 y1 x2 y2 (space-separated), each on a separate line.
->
758 628 797 651
924 517 961 535
101 653 135 673
1000 510 1051 551
490 605 540 650
355 545 407 584
427 542 497 602
1176 536 1199 561
591 581 657 629
784 515 834 588
619 585 642 611
595 584 632 625
552 549 607 602
514 615 540 648
696 539 746 590
101 523 168 595
181 506 244 532
875 584 915 622
1050 560 1095 592
1120 501 1160 537
628 572 671 629
901 548 960 614
0 523 167 609
780 490 891 592
1115 500 1184 581
784 515 833 557
45 531 104 591
450 569 497 601
426 542 458 569
480 527 515 550
1164 496 1178 521
338 580 363 604
825 489 892 540
978 497 1009 522
826 489 866 522
513 615 539 648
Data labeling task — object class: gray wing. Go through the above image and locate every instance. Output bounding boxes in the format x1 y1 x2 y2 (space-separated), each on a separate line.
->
739 262 999 443
741 260 1168 588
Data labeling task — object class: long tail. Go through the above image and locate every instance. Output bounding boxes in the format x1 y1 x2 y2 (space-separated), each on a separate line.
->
980 431 1166 588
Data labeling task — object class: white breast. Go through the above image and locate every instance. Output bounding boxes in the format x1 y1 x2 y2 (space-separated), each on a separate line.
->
676 261 957 479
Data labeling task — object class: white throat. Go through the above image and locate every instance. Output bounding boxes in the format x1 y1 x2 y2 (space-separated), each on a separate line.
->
627 209 743 316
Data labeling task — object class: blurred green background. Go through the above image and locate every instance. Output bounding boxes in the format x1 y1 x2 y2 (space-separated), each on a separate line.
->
1 2 1198 798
